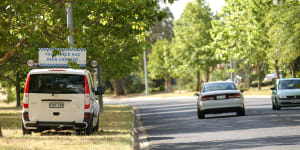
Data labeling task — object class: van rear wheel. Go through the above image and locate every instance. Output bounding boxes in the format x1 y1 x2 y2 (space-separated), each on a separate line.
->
22 123 32 135
85 115 94 135
93 115 99 133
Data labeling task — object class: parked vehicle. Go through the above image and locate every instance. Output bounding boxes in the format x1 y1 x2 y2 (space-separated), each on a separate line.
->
22 68 101 135
264 71 282 81
195 81 245 119
271 78 300 110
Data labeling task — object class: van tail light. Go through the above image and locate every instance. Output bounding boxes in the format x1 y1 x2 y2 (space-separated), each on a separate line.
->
23 74 30 109
201 95 215 101
228 93 241 99
84 76 90 109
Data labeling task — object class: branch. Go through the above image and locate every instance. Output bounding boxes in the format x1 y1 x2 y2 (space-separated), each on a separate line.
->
0 39 27 64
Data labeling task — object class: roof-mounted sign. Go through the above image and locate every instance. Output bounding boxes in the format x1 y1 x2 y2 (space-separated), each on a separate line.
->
39 48 86 68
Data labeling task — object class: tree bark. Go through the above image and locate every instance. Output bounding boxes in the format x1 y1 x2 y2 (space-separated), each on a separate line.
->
114 79 125 96
257 66 262 90
291 60 296 78
196 70 201 91
165 75 173 93
244 67 250 89
275 59 280 79
16 72 21 107
205 68 210 83
0 123 2 137
0 39 26 64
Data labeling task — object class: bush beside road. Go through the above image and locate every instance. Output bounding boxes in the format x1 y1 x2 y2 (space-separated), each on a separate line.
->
0 103 134 150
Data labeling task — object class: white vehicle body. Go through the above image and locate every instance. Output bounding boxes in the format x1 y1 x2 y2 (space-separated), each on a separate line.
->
264 71 282 81
196 81 245 119
22 68 100 135
271 78 300 110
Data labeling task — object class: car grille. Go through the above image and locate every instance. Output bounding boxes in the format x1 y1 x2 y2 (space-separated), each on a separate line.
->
286 95 300 99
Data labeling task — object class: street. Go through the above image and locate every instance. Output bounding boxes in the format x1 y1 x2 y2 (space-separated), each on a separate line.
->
106 96 300 150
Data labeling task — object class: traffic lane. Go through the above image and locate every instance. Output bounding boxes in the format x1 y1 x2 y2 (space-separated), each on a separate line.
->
105 97 300 150
145 98 300 150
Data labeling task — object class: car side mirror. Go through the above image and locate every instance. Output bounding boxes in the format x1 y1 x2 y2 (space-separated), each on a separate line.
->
240 90 244 93
95 86 105 95
270 87 275 90
194 93 199 97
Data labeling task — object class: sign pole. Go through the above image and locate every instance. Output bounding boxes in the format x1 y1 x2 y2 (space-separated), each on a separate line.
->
66 2 74 47
144 50 149 96
98 65 104 113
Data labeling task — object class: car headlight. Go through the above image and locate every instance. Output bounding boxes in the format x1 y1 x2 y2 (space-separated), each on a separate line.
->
278 95 287 99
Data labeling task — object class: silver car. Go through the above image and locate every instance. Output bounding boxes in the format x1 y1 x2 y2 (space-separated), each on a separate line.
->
195 81 245 119
271 78 300 110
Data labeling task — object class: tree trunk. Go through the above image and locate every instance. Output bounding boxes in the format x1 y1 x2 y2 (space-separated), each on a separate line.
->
165 75 173 93
196 71 201 91
291 60 296 78
0 123 2 137
16 72 21 107
205 68 210 83
275 59 280 79
114 80 125 96
244 67 250 89
257 66 262 90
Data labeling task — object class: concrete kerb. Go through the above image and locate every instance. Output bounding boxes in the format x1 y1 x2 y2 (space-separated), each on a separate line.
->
133 107 150 150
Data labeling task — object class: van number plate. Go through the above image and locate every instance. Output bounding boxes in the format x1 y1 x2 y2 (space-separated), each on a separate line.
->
49 102 64 108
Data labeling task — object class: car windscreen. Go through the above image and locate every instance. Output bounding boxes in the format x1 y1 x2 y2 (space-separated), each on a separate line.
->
203 82 237 92
279 80 300 90
29 74 85 94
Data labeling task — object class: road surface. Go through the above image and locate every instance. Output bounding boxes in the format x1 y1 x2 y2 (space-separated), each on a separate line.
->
105 96 300 150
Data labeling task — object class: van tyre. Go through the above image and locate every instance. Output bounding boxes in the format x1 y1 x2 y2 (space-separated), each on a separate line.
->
93 115 99 133
85 115 94 135
197 108 205 119
22 123 31 135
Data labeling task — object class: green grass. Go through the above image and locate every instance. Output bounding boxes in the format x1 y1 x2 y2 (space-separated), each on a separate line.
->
243 85 272 95
0 103 134 150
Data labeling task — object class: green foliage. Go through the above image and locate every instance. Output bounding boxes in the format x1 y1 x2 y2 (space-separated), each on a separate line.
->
265 1 300 69
250 80 273 87
172 0 218 77
123 73 145 94
148 39 174 79
72 0 173 80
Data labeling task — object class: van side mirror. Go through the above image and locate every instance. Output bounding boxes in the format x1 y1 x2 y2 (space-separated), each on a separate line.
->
240 90 244 93
194 93 199 97
270 87 276 90
95 86 105 95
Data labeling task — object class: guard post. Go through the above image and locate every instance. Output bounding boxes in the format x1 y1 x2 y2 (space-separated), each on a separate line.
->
91 60 104 113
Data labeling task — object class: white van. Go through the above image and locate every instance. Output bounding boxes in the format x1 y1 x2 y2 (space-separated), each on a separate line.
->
22 68 100 135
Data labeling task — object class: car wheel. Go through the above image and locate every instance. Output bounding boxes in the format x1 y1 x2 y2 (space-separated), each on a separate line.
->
22 123 32 135
275 99 281 110
237 107 246 116
197 108 205 119
272 101 276 110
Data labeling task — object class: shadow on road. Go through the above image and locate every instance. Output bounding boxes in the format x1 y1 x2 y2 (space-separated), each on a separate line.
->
151 135 300 150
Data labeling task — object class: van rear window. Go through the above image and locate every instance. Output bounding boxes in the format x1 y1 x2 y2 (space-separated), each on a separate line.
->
29 74 85 94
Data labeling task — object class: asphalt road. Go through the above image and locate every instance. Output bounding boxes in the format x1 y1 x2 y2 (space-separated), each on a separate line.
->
105 96 300 150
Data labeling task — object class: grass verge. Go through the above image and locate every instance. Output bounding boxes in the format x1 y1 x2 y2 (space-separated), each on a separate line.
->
0 102 133 150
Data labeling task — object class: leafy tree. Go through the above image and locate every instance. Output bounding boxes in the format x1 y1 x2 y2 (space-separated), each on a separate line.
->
148 39 175 92
172 0 217 90
0 0 69 106
265 0 300 78
211 0 273 90
71 0 174 95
